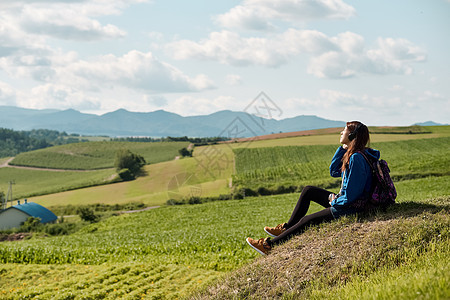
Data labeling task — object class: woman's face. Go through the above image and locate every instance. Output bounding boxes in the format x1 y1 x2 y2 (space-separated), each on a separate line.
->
340 126 351 145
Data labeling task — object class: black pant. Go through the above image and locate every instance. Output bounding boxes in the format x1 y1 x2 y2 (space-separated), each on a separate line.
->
269 186 335 246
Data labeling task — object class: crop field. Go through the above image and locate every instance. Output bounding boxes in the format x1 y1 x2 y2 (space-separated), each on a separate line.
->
0 126 449 299
29 145 234 207
10 141 189 170
230 125 450 148
233 136 450 190
1 175 449 299
0 167 116 200
0 193 317 299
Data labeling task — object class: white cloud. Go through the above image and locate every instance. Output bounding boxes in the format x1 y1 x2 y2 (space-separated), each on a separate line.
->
215 0 356 30
0 81 17 106
169 95 240 116
24 83 101 111
225 74 243 86
19 6 126 41
168 29 426 78
309 34 427 78
285 88 450 125
0 0 147 43
68 51 215 92
168 29 334 68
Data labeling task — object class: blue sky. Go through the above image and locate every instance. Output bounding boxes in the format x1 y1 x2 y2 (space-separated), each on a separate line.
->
0 0 449 126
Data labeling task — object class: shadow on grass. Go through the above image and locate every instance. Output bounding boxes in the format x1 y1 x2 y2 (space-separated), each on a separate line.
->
360 198 449 222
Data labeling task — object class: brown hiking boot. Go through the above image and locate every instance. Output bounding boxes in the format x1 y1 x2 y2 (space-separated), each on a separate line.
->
264 223 286 237
246 237 271 255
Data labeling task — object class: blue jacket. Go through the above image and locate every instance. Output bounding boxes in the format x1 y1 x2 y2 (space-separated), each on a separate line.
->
329 146 380 217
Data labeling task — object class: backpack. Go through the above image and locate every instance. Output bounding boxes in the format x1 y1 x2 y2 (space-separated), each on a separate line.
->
359 151 397 208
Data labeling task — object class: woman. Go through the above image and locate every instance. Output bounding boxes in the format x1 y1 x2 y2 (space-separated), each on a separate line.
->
246 121 380 255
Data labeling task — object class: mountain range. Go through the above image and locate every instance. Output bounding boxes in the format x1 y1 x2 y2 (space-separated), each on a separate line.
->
0 105 343 137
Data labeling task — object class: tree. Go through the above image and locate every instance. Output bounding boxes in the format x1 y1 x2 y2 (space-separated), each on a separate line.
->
77 207 99 223
114 149 146 180
178 147 193 157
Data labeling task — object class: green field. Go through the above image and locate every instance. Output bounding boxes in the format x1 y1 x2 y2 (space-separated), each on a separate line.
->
232 125 450 148
1 176 449 299
28 143 234 207
10 141 189 170
0 126 449 299
233 136 450 190
0 168 117 200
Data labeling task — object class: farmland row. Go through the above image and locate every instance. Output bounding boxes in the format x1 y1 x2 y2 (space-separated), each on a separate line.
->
233 136 450 190
10 141 189 170
1 176 449 299
1 176 449 266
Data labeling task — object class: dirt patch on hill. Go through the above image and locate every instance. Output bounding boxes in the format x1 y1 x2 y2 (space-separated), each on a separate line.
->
0 233 32 242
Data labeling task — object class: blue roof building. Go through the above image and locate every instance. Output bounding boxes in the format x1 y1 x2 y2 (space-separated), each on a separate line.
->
0 200 57 230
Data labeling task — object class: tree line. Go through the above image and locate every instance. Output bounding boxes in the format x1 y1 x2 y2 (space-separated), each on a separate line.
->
0 128 89 158
110 136 229 145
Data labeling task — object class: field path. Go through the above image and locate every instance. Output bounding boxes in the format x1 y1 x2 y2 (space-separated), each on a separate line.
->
63 205 160 218
0 157 14 168
0 157 108 172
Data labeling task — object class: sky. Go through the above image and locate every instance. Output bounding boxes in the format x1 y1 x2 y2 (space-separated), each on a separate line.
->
0 0 449 126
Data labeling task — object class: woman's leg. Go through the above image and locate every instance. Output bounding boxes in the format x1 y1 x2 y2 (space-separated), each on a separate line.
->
269 207 334 246
285 186 332 228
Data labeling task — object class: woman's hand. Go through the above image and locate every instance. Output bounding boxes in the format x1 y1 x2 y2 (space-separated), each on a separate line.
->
328 193 336 205
342 144 348 149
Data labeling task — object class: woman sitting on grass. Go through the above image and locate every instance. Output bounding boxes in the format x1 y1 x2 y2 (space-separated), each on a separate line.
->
247 121 380 255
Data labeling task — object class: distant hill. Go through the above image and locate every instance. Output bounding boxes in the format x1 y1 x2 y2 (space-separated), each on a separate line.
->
414 121 448 126
0 106 345 138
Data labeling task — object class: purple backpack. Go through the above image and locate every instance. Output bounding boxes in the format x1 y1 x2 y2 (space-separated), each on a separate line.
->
359 151 397 208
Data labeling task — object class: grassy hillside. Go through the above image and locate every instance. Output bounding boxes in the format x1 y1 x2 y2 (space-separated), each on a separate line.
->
0 167 117 200
29 143 234 207
0 126 449 299
1 177 449 299
9 141 189 170
193 200 449 299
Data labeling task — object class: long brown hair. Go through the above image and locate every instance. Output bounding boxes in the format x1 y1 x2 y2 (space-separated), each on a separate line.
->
341 121 370 172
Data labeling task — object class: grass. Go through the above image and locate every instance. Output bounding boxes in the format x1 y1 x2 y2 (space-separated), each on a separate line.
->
192 200 449 299
1 176 449 299
0 262 221 299
28 145 234 207
0 167 117 200
0 127 449 299
231 125 450 149
9 141 189 170
0 193 317 299
233 136 450 190
307 243 449 299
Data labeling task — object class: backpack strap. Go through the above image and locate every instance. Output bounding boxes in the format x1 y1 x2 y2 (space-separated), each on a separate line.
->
358 150 385 183
357 151 375 172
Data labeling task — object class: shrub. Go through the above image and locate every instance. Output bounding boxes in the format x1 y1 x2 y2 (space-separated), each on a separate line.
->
233 188 258 199
257 187 272 196
187 197 202 204
44 223 74 236
114 149 146 178
77 207 100 223
178 147 193 157
118 168 135 181
166 199 183 205
19 217 43 232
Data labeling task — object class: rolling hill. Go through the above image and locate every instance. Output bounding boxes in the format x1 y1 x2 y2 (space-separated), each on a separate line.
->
0 106 345 137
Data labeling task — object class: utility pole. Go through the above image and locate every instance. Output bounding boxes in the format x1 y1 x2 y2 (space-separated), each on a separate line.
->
0 192 5 210
6 180 15 208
